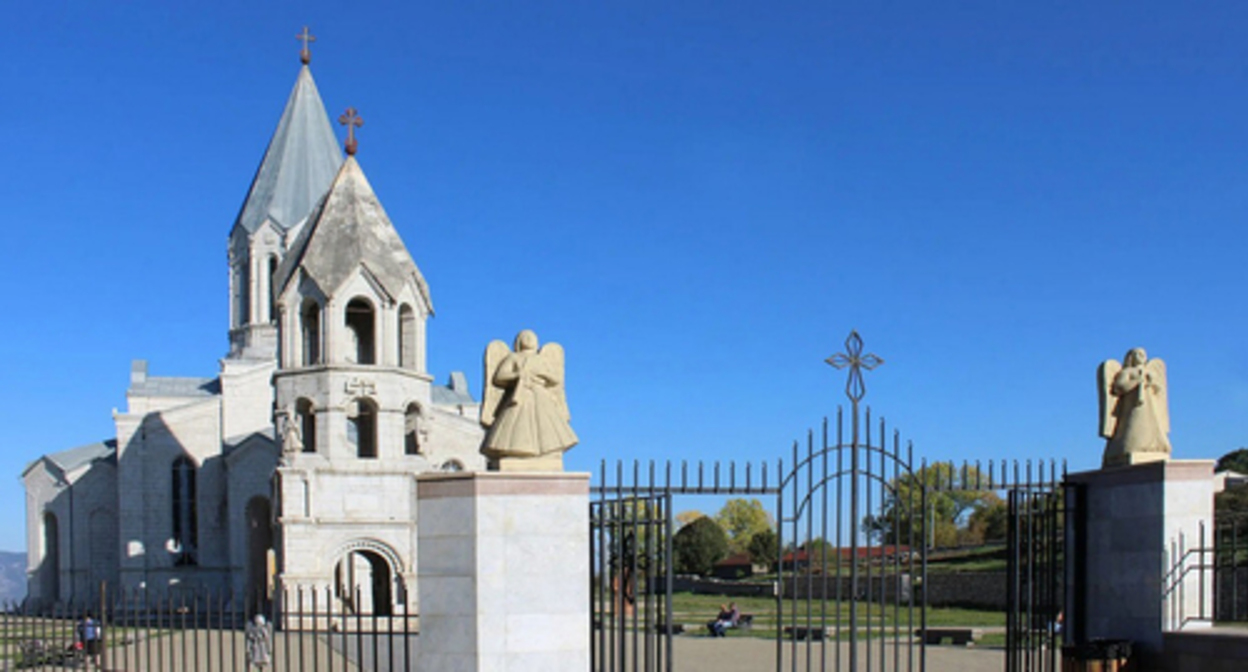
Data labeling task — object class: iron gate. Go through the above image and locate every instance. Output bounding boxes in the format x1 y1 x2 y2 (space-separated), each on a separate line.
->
1004 468 1066 672
589 331 1070 672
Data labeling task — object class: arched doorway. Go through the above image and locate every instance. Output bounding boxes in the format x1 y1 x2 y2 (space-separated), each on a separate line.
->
333 548 395 616
42 512 59 604
245 497 273 615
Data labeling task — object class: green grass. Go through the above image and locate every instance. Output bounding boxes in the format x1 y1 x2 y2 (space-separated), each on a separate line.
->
596 592 1005 639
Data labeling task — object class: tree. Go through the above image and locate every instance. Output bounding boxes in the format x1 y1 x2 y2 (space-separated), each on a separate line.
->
963 495 1008 545
1216 448 1248 475
675 510 705 530
715 498 773 554
672 516 729 576
747 528 779 569
1215 449 1248 519
861 463 996 549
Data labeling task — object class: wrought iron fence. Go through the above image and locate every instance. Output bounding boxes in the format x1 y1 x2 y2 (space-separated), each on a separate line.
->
2 583 416 671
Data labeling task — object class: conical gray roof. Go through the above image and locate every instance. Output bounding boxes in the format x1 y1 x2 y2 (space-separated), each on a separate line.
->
233 65 343 233
276 156 432 310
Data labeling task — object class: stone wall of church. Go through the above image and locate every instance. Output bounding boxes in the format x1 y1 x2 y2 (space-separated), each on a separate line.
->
114 397 229 595
220 358 277 440
22 460 119 607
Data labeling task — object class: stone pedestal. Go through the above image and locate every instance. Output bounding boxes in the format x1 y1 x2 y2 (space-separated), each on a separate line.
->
416 471 590 672
1067 460 1215 660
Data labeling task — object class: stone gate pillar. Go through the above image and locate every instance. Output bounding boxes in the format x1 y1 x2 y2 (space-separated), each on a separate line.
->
1066 460 1215 665
416 471 590 671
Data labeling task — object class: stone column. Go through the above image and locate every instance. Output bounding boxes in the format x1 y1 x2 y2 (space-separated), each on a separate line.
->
1066 460 1215 660
416 471 589 672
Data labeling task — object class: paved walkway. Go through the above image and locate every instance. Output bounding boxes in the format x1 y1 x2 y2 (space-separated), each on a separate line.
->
68 630 1005 671
672 635 1004 672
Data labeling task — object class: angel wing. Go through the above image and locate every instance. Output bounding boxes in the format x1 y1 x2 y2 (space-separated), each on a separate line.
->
1146 358 1169 436
1097 359 1121 439
480 339 511 427
540 342 572 422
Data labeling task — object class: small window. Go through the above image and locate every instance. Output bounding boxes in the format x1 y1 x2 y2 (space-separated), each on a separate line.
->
297 398 317 453
349 398 378 459
345 298 375 365
441 460 464 473
301 300 321 365
268 256 280 323
404 403 423 455
171 457 198 566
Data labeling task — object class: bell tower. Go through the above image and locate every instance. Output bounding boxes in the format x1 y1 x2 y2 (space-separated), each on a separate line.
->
227 31 342 362
271 116 484 615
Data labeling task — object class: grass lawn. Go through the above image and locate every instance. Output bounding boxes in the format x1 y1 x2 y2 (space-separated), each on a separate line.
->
596 592 1005 639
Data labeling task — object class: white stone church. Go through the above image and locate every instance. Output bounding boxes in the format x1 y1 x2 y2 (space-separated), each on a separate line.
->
22 50 486 615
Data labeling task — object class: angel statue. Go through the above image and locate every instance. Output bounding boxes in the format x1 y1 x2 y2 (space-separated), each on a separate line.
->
1098 347 1171 468
480 330 579 471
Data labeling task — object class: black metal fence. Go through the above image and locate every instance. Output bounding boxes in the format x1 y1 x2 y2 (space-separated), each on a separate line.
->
2 584 416 671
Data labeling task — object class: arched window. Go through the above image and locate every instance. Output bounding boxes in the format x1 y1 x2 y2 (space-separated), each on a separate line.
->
42 512 59 602
268 256 280 323
440 460 464 473
345 298 376 365
404 403 423 455
398 304 416 369
234 262 250 328
348 398 378 459
297 398 317 453
171 457 198 566
301 300 321 366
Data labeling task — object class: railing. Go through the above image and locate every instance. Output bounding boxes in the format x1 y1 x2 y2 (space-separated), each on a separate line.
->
1162 516 1248 629
2 584 417 671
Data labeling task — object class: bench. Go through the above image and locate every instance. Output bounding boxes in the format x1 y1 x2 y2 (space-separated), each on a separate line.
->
916 627 980 646
654 622 685 634
738 614 754 630
784 626 828 641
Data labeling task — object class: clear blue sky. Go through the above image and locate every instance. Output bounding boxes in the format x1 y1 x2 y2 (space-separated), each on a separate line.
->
2 2 1246 552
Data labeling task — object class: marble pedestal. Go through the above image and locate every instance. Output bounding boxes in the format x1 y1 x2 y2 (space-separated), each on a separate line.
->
416 471 590 672
1066 460 1215 660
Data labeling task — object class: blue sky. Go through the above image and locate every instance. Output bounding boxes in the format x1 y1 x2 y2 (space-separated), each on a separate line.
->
2 2 1246 552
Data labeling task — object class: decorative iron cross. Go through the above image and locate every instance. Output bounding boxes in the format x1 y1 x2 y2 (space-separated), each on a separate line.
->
297 26 316 65
825 330 883 403
339 108 363 155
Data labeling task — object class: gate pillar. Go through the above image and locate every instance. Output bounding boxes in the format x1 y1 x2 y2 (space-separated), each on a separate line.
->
416 471 590 671
1066 460 1215 663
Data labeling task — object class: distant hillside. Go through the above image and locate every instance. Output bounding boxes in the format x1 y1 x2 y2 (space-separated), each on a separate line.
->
0 551 26 604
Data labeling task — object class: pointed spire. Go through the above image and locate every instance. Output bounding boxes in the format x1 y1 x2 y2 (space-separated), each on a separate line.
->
232 60 343 234
275 156 433 313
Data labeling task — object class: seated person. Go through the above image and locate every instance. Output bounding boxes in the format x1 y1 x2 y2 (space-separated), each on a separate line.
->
707 602 740 637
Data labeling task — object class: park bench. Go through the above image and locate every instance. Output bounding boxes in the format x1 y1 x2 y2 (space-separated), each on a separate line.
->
654 622 685 634
783 625 828 641
915 627 980 646
737 614 754 630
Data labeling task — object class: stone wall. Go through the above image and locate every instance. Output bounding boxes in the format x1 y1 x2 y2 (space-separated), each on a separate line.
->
922 571 1007 610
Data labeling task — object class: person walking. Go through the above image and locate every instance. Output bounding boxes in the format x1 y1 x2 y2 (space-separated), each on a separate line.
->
76 612 103 670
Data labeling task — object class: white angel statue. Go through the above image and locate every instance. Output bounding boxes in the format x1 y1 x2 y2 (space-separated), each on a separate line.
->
1098 347 1170 468
480 330 578 471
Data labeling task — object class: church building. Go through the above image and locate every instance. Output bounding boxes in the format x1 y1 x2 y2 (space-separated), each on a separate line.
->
22 42 485 614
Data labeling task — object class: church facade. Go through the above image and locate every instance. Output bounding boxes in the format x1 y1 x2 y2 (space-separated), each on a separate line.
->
22 51 485 614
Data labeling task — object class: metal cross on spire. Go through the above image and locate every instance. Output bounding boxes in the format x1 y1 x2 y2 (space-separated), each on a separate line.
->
339 108 363 156
825 330 884 404
297 26 316 65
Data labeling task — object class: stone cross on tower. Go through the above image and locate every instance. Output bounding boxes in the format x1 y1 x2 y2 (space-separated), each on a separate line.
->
297 26 316 65
339 108 363 156
825 330 883 404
